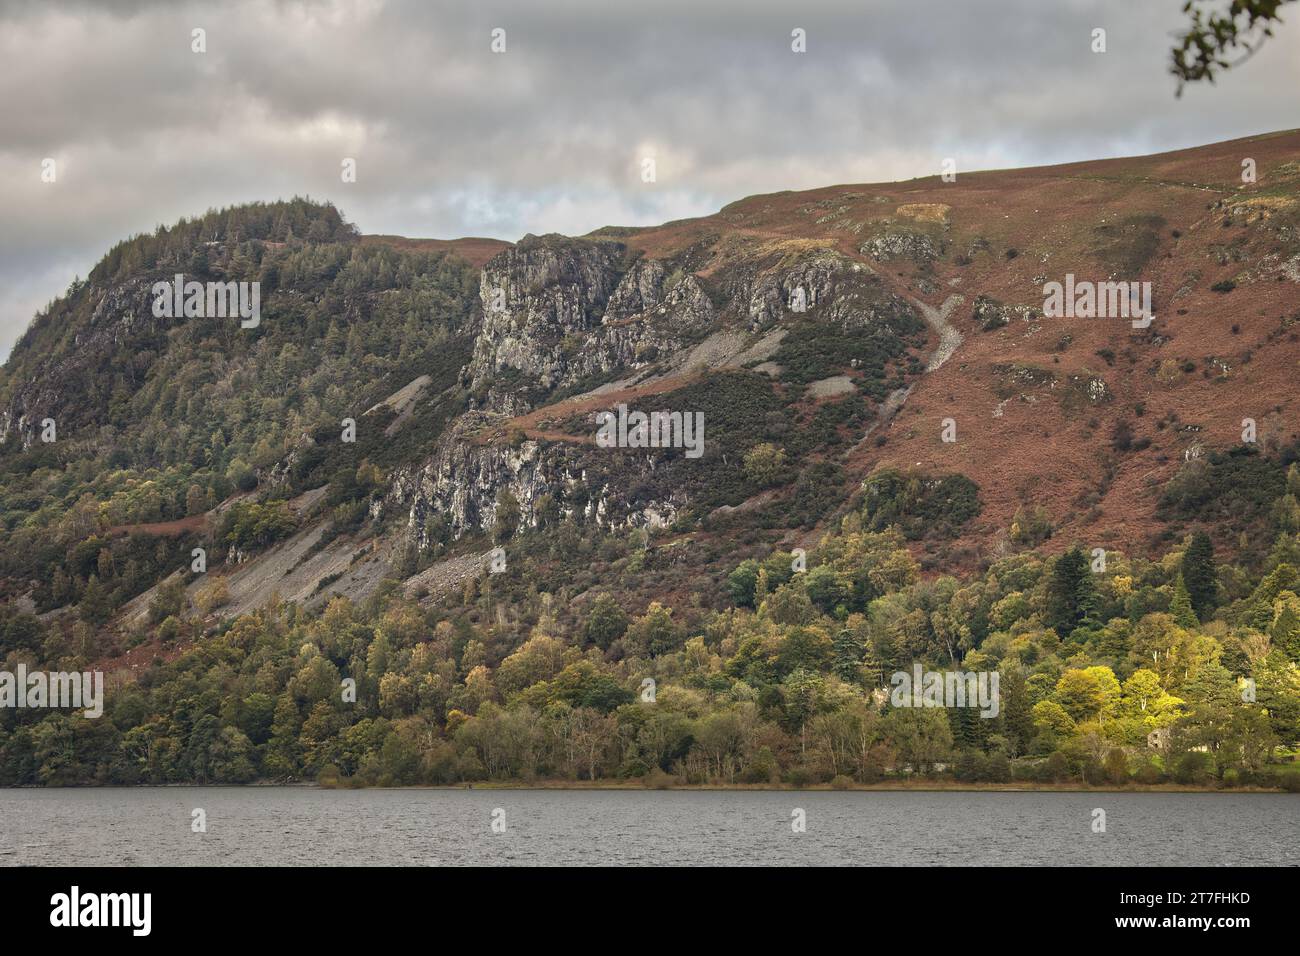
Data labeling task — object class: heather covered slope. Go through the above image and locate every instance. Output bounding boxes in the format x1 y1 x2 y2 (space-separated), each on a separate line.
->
602 128 1300 566
0 134 1298 788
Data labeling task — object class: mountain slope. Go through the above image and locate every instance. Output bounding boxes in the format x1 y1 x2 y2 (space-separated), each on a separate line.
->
0 134 1293 634
2 132 1299 789
1 133 1298 622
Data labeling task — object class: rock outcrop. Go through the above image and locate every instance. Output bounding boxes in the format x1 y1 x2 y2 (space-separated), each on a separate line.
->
465 235 625 409
0 278 156 447
465 238 718 408
861 230 944 264
972 294 1038 331
384 412 684 547
399 237 929 551
387 413 562 548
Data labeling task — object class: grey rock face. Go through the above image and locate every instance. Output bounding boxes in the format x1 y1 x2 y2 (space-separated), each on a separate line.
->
579 261 716 376
745 250 845 327
401 237 915 551
0 278 156 447
861 231 943 264
605 257 668 319
466 241 716 406
385 412 682 548
467 236 625 398
743 250 917 333
386 413 561 548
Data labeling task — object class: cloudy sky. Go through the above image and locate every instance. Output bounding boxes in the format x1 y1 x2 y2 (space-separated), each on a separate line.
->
2 0 1297 359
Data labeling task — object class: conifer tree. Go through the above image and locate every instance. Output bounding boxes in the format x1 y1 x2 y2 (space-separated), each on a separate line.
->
1171 573 1199 629
1182 531 1217 621
1045 546 1092 636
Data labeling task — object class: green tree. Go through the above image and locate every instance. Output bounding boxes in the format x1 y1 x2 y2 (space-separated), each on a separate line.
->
184 483 207 517
1182 531 1217 621
726 559 760 607
882 707 953 774
147 577 187 625
1054 667 1119 724
493 489 521 542
1269 591 1300 661
743 442 787 488
1045 546 1093 637
805 565 851 615
1102 747 1129 784
831 624 865 683
78 574 113 624
1031 699 1076 738
1171 574 1199 629
625 602 684 657
581 594 630 650
999 665 1035 755
264 697 302 779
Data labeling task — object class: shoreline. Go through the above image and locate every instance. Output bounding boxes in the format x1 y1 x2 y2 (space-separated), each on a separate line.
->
326 780 1292 794
6 780 1290 793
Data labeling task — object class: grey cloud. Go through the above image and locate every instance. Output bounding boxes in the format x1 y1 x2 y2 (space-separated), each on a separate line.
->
1 0 1297 358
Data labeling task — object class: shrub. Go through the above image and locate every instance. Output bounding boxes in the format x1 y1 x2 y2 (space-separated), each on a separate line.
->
148 577 187 624
743 442 788 488
218 500 297 551
1274 770 1300 793
643 768 676 789
860 468 982 541
785 765 816 788
1042 751 1069 782
194 576 230 615
1133 759 1164 785
1103 748 1130 784
1173 751 1215 785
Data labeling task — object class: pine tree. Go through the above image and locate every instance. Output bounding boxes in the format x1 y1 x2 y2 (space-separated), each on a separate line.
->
79 574 113 624
323 320 346 357
1045 546 1091 636
1182 531 1217 621
999 666 1034 756
860 640 883 689
1171 573 1199 628
1075 569 1102 630
831 626 864 683
871 630 899 684
264 697 303 778
1269 592 1300 662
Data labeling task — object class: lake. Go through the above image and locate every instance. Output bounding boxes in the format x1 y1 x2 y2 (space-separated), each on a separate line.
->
1 788 1295 866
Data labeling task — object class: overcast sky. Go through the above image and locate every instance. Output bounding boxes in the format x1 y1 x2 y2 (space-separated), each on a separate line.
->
2 0 1297 360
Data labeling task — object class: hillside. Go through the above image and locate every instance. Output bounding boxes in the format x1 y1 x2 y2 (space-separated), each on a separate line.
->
0 132 1298 788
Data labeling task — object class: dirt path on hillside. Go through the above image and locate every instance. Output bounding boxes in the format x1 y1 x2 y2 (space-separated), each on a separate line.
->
861 292 963 441
478 371 707 445
917 294 965 372
107 514 208 538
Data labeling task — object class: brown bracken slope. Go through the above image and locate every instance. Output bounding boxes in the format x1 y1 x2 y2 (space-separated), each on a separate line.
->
585 130 1300 562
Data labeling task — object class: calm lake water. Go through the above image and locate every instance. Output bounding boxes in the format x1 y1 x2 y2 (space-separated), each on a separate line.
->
1 788 1295 866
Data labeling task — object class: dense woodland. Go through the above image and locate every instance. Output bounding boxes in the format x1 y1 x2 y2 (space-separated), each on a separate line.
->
1 457 1299 789
0 201 478 617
